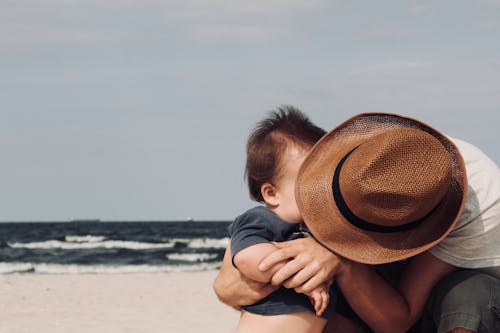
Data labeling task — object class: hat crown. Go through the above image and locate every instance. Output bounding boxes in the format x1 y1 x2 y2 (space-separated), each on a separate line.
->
296 113 467 264
339 128 452 228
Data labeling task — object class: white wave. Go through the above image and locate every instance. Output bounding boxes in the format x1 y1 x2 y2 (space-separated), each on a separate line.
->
166 253 218 262
187 237 229 249
65 235 106 243
8 240 175 250
0 262 221 275
8 237 229 250
0 263 35 274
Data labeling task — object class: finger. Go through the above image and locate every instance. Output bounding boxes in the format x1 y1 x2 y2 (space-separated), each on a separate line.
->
315 290 326 316
270 258 304 285
308 293 320 315
281 261 318 289
295 271 331 294
314 291 322 316
315 295 323 316
258 247 296 271
259 238 308 270
320 290 329 315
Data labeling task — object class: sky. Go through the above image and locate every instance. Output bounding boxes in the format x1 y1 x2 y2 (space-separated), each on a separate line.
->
1 0 499 221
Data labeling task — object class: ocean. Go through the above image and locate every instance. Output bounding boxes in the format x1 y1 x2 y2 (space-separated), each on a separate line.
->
0 221 231 274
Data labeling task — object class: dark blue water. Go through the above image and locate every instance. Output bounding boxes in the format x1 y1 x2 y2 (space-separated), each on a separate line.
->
0 221 231 274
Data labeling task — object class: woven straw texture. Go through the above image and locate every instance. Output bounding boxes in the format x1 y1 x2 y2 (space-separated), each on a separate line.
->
296 113 467 264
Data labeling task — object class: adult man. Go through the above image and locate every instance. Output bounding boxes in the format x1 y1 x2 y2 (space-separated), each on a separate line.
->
214 113 500 333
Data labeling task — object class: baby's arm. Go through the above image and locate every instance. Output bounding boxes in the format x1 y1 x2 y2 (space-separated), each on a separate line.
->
233 242 287 283
235 241 332 316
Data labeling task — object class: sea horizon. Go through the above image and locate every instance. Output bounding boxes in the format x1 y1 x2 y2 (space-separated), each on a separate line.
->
0 220 230 274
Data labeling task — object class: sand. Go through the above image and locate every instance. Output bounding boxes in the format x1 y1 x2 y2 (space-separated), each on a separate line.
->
0 271 240 333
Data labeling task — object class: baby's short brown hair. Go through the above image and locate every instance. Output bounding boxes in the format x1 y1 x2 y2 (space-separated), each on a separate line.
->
245 105 326 202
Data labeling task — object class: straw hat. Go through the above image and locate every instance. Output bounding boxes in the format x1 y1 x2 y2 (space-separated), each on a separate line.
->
296 113 467 264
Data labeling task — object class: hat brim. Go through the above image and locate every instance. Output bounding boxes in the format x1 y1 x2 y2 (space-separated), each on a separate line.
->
296 113 467 264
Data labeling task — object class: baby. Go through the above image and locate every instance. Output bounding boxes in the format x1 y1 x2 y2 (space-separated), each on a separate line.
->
228 106 337 333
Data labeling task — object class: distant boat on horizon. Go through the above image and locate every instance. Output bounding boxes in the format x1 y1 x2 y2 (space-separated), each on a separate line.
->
69 219 101 223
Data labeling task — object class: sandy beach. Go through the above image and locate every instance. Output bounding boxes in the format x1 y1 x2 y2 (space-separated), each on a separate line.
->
0 271 239 333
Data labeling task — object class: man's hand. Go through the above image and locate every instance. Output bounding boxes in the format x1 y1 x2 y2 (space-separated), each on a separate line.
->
258 237 345 293
213 247 278 309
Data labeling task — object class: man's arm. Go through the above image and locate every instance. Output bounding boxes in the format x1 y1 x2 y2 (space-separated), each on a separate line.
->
337 253 455 333
335 253 456 333
397 252 457 327
259 237 456 333
213 246 278 309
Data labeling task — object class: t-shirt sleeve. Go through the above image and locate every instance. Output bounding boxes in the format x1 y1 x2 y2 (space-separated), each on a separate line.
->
228 211 273 265
428 137 500 271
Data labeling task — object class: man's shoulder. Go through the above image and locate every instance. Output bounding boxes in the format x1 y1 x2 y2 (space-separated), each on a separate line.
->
450 137 499 177
449 137 499 216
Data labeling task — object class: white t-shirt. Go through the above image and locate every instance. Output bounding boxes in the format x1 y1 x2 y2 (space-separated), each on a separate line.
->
429 138 500 278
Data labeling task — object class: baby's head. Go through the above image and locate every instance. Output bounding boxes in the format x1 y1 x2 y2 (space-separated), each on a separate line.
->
245 106 325 222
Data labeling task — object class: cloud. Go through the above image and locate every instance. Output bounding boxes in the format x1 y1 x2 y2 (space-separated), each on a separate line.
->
330 60 500 116
480 20 500 33
186 24 283 43
0 1 141 51
161 0 333 18
0 25 136 51
408 2 433 15
466 0 500 7
349 61 432 76
160 0 338 43
0 0 339 51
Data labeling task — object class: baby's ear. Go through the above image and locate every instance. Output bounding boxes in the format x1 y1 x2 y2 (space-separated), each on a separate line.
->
261 183 279 207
